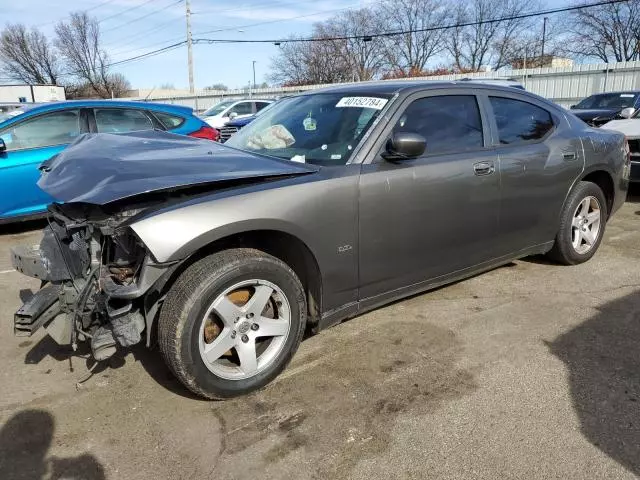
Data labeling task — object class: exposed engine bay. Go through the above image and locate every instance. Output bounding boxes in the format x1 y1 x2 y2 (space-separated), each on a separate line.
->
11 203 174 362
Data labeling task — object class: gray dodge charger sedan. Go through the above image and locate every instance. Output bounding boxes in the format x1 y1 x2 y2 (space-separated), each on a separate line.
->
11 81 630 399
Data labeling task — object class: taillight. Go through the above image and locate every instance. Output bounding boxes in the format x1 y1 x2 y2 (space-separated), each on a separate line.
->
189 125 220 141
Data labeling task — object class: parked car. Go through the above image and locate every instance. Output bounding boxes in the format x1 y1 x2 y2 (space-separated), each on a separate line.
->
0 100 219 222
11 81 629 399
602 113 640 181
219 99 283 142
569 91 640 126
201 98 273 129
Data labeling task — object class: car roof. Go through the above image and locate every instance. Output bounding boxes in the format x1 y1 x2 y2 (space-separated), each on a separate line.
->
586 90 640 96
8 100 194 117
303 79 532 97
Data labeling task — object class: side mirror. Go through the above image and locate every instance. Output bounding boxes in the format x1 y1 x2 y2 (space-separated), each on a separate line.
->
0 138 6 153
228 111 238 120
620 107 635 119
382 132 426 161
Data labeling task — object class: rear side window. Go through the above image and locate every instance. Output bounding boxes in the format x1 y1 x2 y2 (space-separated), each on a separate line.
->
255 101 270 112
229 102 253 115
394 95 484 155
94 108 153 133
489 97 554 144
153 111 186 129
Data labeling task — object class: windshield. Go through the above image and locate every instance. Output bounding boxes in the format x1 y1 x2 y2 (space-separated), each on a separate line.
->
202 100 236 117
225 93 390 166
575 93 638 110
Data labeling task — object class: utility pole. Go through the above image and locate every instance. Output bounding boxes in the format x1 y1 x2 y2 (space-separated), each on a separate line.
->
186 0 194 94
252 60 257 90
541 16 548 68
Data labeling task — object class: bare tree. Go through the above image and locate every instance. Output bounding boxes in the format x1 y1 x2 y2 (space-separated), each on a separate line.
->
55 12 112 98
269 30 353 86
447 0 540 71
567 0 640 62
377 0 449 76
316 8 387 81
0 24 60 84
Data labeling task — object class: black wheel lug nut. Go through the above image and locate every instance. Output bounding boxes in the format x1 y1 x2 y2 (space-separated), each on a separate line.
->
241 334 249 343
231 331 236 339
251 323 259 331
246 313 254 319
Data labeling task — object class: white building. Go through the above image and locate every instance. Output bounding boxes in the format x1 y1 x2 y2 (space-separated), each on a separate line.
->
0 84 66 103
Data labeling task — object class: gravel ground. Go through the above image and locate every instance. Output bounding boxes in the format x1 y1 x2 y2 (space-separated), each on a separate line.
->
0 191 638 480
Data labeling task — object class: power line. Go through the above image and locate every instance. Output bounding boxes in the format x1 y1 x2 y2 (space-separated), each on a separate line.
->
35 0 118 27
102 0 184 33
194 2 364 36
97 0 156 24
193 0 299 17
195 0 630 44
98 0 627 71
104 17 182 49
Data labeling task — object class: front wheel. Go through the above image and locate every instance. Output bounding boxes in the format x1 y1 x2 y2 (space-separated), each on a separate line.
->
158 248 307 399
547 181 608 265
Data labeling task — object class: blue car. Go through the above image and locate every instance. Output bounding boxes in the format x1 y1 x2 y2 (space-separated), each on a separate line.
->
0 100 219 222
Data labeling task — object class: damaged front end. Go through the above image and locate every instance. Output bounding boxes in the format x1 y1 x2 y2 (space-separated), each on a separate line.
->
12 203 175 361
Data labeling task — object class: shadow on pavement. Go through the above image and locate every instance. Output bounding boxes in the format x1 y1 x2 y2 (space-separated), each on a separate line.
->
0 409 105 480
0 218 46 236
548 290 640 476
627 183 640 204
130 344 206 401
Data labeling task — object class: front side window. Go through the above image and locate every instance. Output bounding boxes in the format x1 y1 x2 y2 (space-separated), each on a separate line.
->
225 93 389 166
202 100 235 116
489 97 554 144
394 95 484 155
0 109 81 151
229 102 253 116
94 108 153 133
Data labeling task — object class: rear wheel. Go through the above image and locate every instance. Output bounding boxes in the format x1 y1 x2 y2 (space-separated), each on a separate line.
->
158 248 307 399
547 181 607 265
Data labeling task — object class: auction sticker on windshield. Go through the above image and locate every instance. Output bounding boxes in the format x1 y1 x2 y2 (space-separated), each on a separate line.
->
336 97 388 109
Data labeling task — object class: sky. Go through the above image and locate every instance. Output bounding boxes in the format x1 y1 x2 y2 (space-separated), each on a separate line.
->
2 0 377 90
4 0 571 91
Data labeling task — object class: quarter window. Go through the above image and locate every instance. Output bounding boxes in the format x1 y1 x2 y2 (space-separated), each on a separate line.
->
394 95 484 155
153 111 185 129
94 108 153 133
0 110 81 150
489 97 554 144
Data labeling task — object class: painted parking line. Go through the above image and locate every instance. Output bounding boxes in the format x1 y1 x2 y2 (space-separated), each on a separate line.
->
0 269 16 274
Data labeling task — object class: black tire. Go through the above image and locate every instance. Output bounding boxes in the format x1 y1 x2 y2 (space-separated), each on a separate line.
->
157 248 307 399
547 181 608 265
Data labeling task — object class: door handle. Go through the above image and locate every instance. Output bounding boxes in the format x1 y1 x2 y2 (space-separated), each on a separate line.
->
563 152 577 161
473 161 495 176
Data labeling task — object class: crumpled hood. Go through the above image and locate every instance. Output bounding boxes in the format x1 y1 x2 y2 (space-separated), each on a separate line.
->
38 130 317 205
600 118 640 137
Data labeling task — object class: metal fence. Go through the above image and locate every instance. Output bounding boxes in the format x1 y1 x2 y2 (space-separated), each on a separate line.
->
131 60 640 111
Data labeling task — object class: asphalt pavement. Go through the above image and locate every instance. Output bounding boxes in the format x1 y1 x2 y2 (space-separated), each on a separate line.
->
0 192 638 480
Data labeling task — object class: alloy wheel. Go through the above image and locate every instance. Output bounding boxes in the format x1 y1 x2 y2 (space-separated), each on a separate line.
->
571 196 601 255
198 279 291 380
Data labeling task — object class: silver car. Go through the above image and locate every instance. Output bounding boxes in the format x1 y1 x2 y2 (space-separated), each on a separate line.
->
11 81 630 399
